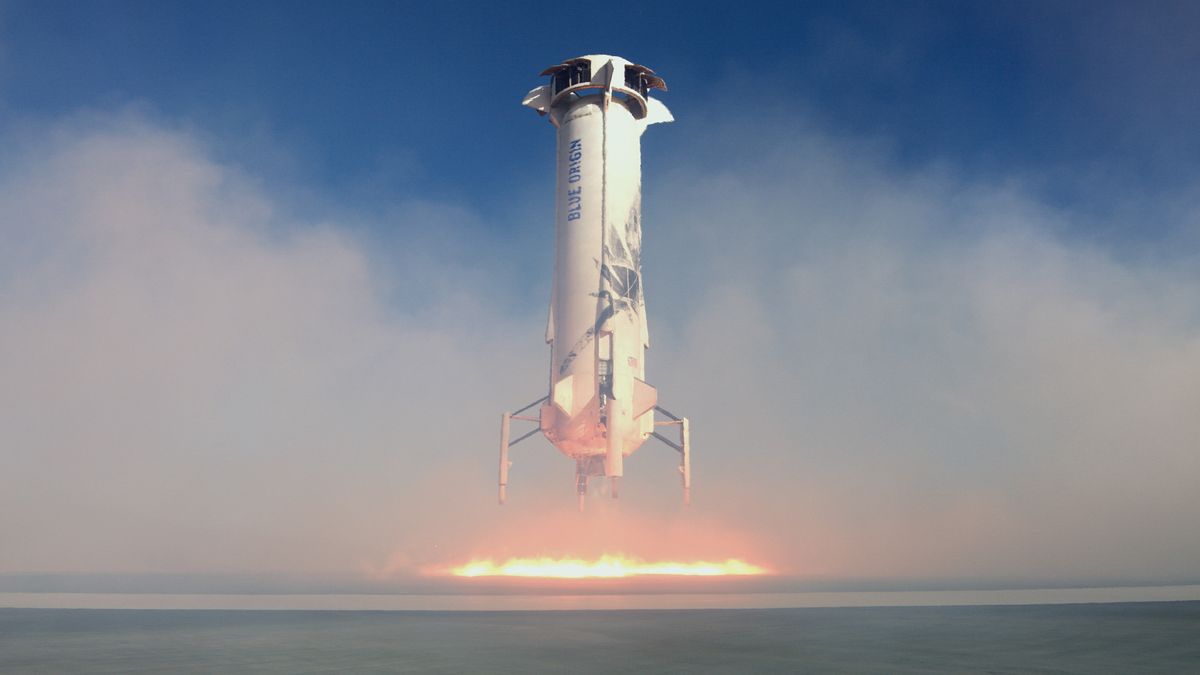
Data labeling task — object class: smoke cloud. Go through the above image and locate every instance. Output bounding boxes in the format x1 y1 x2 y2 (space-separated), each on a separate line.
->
1 108 1197 587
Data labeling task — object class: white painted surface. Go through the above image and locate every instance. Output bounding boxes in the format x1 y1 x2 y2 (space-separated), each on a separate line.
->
528 55 672 473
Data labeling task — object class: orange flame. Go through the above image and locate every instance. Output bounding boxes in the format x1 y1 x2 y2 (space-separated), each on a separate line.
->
448 555 767 578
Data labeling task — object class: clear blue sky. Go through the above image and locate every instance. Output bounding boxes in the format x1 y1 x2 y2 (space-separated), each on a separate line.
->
3 1 1196 230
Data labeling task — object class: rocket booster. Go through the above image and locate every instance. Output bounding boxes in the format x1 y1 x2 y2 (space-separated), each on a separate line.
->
501 55 689 507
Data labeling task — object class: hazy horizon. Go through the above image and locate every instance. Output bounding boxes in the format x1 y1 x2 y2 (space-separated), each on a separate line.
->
5 572 1200 597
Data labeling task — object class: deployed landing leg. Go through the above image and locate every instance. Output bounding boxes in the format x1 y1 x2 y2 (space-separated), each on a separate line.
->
650 405 692 506
498 396 547 505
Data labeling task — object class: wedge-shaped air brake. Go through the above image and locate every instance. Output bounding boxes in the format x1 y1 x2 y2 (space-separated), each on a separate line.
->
633 378 657 419
552 373 573 416
523 85 551 115
644 98 673 126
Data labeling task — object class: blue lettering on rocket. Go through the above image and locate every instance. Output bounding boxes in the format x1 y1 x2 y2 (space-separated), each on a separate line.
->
566 187 582 221
566 138 583 220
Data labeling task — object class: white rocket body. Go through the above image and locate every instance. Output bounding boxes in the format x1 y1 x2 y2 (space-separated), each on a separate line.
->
501 54 687 506
525 55 672 480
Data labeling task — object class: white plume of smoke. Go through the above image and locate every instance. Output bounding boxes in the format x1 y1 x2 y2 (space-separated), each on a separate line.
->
647 120 1200 582
1 111 1197 585
0 115 541 575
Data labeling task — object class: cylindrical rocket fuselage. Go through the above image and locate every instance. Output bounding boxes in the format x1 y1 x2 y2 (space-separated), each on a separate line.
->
524 55 672 469
547 94 645 457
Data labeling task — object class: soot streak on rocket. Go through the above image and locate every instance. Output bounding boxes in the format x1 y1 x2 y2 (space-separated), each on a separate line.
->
601 192 644 312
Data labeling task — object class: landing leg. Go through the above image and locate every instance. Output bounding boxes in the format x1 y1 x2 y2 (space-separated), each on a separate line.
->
681 417 691 506
652 406 692 507
496 396 547 506
499 412 511 505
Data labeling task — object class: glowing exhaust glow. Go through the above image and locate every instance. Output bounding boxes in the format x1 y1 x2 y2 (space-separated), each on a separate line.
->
449 555 767 578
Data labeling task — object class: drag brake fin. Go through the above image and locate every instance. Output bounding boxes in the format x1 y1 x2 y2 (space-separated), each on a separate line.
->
523 85 551 115
632 378 657 419
552 374 574 416
644 98 674 126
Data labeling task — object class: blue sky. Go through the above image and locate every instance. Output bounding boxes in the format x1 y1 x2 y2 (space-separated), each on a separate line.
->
5 1 1197 226
1 2 1199 586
